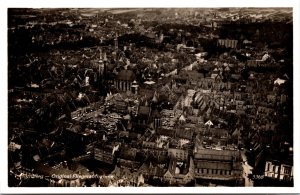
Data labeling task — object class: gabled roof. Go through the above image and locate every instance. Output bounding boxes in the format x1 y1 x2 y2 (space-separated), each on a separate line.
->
223 66 230 72
205 120 214 126
179 115 186 122
152 91 159 103
274 78 286 85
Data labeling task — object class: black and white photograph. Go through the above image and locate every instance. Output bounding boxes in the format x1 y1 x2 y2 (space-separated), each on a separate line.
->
1 0 300 194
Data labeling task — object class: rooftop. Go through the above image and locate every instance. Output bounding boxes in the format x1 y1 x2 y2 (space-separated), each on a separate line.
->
138 106 151 116
116 69 136 81
194 149 240 161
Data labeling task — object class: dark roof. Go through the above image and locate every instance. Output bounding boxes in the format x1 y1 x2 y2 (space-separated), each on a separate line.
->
179 70 204 80
138 88 155 99
194 149 240 161
231 74 241 80
138 106 151 116
129 132 140 139
69 162 90 175
107 63 116 71
195 160 232 170
167 158 177 174
94 142 114 152
116 69 136 81
175 128 194 139
66 124 82 133
264 150 293 166
149 166 166 177
167 157 190 175
208 128 228 136
157 128 175 137
148 153 169 165
119 147 137 160
151 109 161 118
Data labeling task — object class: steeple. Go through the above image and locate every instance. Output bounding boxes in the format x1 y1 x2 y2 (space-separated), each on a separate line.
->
103 52 107 62
152 91 158 103
99 48 103 62
114 33 118 51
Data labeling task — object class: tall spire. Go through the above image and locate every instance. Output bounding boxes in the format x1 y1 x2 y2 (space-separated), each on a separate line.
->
99 47 102 59
114 33 118 51
152 91 158 103
103 52 107 62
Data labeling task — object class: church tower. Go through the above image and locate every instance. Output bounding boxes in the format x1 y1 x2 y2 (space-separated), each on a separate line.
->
114 33 118 52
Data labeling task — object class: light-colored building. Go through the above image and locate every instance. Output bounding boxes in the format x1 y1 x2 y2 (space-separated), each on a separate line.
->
194 149 243 182
264 161 293 181
217 39 238 49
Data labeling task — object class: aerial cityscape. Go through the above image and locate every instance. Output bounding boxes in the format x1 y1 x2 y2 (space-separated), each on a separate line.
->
8 8 293 187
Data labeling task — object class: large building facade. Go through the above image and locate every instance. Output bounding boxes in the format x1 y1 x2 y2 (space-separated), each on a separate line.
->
194 149 243 185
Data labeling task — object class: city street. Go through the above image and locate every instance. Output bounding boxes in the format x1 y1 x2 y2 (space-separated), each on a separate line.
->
241 151 254 187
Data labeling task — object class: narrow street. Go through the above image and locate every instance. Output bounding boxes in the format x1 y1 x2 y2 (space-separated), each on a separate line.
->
241 151 254 186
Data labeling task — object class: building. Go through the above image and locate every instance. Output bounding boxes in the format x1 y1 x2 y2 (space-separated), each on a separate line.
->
264 160 293 182
163 156 195 185
131 80 139 94
175 128 194 140
150 109 161 129
117 147 141 171
94 143 119 165
217 39 238 49
109 166 145 187
168 148 189 161
144 33 157 44
106 93 128 114
247 60 262 67
134 105 151 127
114 69 136 92
194 149 243 185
